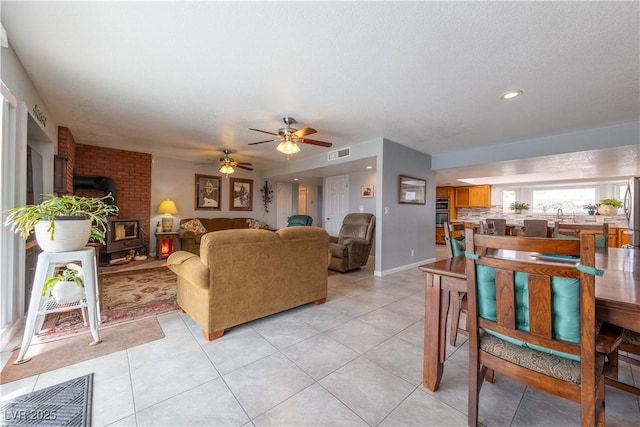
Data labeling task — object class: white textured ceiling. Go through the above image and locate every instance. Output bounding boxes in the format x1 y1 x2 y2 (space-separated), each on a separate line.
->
2 1 639 185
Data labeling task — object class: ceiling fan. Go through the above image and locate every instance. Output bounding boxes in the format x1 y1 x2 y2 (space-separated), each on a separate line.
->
197 149 253 177
248 117 332 157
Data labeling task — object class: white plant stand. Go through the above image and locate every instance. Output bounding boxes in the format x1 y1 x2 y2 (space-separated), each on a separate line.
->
15 247 101 364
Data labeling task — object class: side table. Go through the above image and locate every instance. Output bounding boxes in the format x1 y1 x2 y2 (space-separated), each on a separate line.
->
15 247 101 364
156 232 179 259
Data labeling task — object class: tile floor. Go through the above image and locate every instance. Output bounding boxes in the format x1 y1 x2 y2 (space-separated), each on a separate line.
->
1 249 639 426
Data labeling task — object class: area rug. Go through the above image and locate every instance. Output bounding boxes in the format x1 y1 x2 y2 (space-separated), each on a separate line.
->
0 373 93 426
37 267 177 342
1 317 164 384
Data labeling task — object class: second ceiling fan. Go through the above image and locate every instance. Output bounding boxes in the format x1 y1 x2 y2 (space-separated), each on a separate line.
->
248 117 332 157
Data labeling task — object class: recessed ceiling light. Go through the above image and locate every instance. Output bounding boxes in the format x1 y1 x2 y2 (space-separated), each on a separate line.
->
501 90 523 100
293 178 299 181
366 166 373 169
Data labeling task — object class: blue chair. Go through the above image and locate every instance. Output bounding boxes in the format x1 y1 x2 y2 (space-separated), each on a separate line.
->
287 215 313 227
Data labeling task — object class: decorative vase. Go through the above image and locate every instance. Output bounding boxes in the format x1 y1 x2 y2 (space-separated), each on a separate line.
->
51 281 85 304
598 205 618 216
34 217 92 252
588 210 595 216
515 209 522 215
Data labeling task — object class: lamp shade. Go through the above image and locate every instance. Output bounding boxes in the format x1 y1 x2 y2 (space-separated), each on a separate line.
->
276 140 301 155
157 199 178 214
219 164 235 175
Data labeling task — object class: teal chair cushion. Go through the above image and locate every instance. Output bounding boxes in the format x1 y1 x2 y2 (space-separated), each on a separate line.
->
445 236 465 256
476 264 581 361
287 215 313 227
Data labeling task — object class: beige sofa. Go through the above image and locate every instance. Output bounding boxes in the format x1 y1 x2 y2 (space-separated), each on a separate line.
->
178 217 267 254
167 227 329 340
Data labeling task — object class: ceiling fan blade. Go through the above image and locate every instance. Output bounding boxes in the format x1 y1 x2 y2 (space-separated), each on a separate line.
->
300 138 333 148
249 128 278 136
194 162 217 165
292 127 317 138
236 165 254 171
235 162 253 166
248 139 276 145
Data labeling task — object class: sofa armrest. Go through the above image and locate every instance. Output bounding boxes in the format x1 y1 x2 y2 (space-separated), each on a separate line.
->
329 236 339 244
178 229 195 239
338 237 370 247
167 251 209 289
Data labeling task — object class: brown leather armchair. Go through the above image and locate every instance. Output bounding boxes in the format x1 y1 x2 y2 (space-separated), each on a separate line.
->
328 213 376 272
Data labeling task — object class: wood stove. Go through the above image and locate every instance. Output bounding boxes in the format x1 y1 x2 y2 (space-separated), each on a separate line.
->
100 218 143 264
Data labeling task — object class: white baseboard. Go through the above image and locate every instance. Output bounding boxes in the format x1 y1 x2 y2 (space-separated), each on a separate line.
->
374 257 435 277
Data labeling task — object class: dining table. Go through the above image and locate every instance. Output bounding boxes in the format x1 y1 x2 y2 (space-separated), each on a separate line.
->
420 247 640 392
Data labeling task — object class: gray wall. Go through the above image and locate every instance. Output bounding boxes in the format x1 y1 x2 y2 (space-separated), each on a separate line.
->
379 139 435 273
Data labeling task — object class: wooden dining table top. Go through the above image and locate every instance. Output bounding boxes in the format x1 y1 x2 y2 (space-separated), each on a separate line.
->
420 247 640 331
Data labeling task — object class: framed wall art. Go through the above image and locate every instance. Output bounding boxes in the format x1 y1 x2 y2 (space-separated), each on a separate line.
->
361 185 374 198
229 177 253 211
195 174 221 210
398 175 426 205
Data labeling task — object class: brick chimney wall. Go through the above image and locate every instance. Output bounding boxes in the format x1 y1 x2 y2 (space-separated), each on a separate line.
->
56 126 152 250
57 126 76 194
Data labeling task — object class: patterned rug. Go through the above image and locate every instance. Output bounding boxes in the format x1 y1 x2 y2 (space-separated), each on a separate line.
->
36 267 177 342
0 374 93 426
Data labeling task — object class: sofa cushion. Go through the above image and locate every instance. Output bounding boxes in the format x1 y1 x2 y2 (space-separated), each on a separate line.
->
181 218 207 234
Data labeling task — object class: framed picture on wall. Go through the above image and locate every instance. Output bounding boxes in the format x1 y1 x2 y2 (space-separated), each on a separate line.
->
195 174 221 210
398 175 426 205
229 177 253 211
361 185 374 198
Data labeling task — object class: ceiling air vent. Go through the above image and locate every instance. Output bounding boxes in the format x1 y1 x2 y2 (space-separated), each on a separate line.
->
328 147 351 161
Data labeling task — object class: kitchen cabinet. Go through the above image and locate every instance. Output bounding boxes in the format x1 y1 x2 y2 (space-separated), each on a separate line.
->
435 227 446 245
617 228 629 247
436 187 451 198
455 185 491 208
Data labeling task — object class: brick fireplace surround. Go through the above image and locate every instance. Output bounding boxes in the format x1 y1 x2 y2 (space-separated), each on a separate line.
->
57 126 152 251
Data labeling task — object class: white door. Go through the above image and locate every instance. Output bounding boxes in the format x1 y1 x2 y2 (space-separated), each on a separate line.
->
298 187 307 215
324 175 349 236
276 182 292 229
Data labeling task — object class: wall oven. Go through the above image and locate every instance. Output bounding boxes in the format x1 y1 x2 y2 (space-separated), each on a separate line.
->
435 197 449 211
436 197 450 227
435 211 449 227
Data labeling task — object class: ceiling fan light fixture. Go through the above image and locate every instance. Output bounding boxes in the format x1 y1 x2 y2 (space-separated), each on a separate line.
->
276 140 301 155
219 164 235 176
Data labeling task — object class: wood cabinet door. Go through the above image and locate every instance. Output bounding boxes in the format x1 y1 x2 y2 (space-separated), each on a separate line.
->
469 185 491 207
435 227 445 244
436 187 450 198
618 228 629 247
455 187 470 207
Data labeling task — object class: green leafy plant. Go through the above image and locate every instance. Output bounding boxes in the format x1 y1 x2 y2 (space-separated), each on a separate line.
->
260 181 274 213
599 198 623 208
583 203 598 210
509 202 530 211
42 266 84 297
4 193 119 244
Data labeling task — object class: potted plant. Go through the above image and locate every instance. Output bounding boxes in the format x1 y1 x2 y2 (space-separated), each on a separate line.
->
598 198 623 216
43 264 85 304
509 201 530 214
4 193 118 252
583 203 598 215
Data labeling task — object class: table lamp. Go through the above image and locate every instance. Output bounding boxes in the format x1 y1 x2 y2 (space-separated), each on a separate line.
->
157 199 178 232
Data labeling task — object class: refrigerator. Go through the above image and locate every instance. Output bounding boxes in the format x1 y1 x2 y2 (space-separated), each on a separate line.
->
623 177 640 248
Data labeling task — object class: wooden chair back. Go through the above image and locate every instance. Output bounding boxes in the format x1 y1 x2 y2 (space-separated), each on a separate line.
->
553 221 609 249
464 230 606 426
523 219 549 237
480 218 506 235
443 222 465 257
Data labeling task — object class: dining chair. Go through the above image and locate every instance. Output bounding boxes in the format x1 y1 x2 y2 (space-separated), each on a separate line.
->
553 221 609 249
523 219 549 237
480 218 506 235
464 230 621 426
606 330 640 395
443 222 468 346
